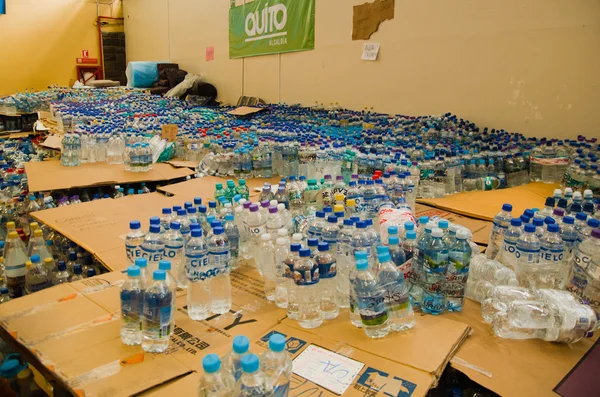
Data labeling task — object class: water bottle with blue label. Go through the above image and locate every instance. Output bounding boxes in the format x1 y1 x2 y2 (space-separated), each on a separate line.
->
140 225 165 274
208 227 232 315
377 251 414 331
446 230 471 312
186 229 210 320
198 354 235 397
125 220 146 265
352 258 390 338
421 228 448 315
142 270 172 353
515 224 541 289
260 334 292 397
236 354 267 397
162 221 186 289
121 265 143 345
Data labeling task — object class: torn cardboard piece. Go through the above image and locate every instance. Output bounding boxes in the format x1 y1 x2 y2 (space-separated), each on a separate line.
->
227 106 265 116
352 0 395 40
25 160 194 192
39 135 62 150
415 203 492 246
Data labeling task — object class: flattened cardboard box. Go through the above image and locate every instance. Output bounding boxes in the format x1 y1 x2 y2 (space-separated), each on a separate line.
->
446 299 598 397
25 160 194 192
415 203 492 246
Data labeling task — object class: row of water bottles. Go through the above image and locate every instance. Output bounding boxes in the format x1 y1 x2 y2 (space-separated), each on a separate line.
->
198 334 292 397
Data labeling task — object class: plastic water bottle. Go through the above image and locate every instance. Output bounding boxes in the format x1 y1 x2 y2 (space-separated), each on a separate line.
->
236 354 267 396
421 228 448 315
307 211 325 240
121 265 143 345
198 354 235 397
140 225 165 274
315 242 339 320
295 248 322 328
377 252 414 331
135 257 151 287
498 218 523 270
125 220 146 265
208 227 231 314
142 270 172 353
568 229 600 299
515 224 541 288
223 214 240 270
185 228 210 320
53 261 71 285
538 223 567 289
5 231 28 298
352 221 373 266
158 260 177 325
162 221 186 289
481 285 534 323
321 215 339 254
259 234 277 301
352 258 390 338
446 230 471 311
223 335 250 381
260 334 292 397
246 204 266 262
274 238 290 309
285 244 302 320
25 255 49 294
485 204 513 259
388 235 407 268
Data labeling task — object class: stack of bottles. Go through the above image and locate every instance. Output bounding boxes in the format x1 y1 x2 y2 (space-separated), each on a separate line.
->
482 287 598 343
2 221 101 300
197 334 292 397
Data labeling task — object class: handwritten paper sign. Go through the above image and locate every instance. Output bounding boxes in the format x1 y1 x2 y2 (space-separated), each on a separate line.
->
206 46 215 62
161 124 178 142
361 43 380 61
292 344 365 395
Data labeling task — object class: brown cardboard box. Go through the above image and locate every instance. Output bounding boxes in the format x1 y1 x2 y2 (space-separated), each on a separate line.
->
445 299 598 397
415 204 492 246
25 160 194 192
418 182 559 222
141 373 201 396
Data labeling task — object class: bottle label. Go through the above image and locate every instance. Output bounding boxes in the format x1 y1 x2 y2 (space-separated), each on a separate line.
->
566 263 588 297
444 274 467 298
121 290 143 324
143 292 172 338
248 224 266 237
448 252 470 273
27 281 49 293
293 264 319 286
7 275 25 299
515 247 540 263
303 189 321 209
424 251 448 273
585 261 600 280
140 246 165 263
397 259 413 281
357 292 389 326
503 240 517 255
163 243 184 260
159 306 172 338
125 244 143 261
422 293 446 313
383 283 410 315
540 247 564 263
574 250 592 272
209 251 231 274
186 252 210 281
318 261 337 279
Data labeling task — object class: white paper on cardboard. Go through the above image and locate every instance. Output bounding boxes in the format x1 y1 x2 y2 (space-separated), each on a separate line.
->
361 43 380 60
292 344 365 395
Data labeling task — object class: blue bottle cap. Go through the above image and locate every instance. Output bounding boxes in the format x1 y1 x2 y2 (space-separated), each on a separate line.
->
355 221 366 229
149 225 161 233
378 253 391 263
524 224 536 233
376 245 389 255
153 270 166 281
389 235 399 245
130 220 141 230
307 238 319 247
187 207 197 214
318 242 329 252
547 224 559 233
127 265 140 277
532 218 544 227
162 208 172 215
209 201 217 208
356 259 369 270
563 216 574 225
299 248 311 257
199 205 207 213
202 354 221 374
576 212 588 221
524 209 534 218
225 214 234 221
68 251 77 261
213 227 224 235
269 334 287 353
87 268 97 277
241 354 260 373
510 218 522 227
438 220 449 229
158 260 171 271
184 201 193 208
135 258 148 268
191 229 203 238
502 203 513 212
355 251 368 260
57 261 67 271
232 335 249 354
194 197 202 205
210 220 222 228
365 219 373 226
30 254 41 263
388 225 398 235
589 219 600 228
150 216 160 225
177 209 186 216
290 243 302 252
170 221 181 230
419 216 429 224
404 221 415 230
328 215 337 223
343 219 354 226
323 207 333 213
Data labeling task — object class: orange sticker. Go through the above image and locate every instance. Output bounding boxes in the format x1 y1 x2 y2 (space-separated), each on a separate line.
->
121 352 144 366
75 390 85 397
9 331 17 338
58 293 78 302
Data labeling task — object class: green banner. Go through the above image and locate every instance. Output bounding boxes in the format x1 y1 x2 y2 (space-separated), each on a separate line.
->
229 0 315 59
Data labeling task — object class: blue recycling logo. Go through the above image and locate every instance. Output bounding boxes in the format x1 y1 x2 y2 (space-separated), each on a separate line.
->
260 330 286 343
356 367 416 397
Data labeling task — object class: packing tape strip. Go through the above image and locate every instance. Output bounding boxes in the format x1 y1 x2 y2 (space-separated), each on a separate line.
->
63 359 122 391
0 292 82 324
450 357 493 378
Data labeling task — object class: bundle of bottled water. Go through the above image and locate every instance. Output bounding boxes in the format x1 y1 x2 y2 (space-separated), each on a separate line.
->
1 221 101 300
482 287 597 343
197 334 292 397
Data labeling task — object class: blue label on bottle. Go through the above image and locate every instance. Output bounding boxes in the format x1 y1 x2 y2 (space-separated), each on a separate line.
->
422 293 445 313
163 244 184 259
121 290 143 325
186 252 210 281
293 264 319 286
357 292 388 326
140 246 164 263
126 244 143 261
318 261 337 279
540 247 564 262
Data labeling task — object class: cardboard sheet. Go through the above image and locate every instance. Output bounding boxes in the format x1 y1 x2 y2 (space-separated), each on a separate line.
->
352 0 395 40
39 135 62 150
418 182 559 222
25 160 194 192
415 204 493 246
227 106 265 116
446 299 598 397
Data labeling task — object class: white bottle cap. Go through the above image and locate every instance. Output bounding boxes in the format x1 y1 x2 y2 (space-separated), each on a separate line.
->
292 233 303 241
235 207 243 213
276 238 287 246
564 188 573 195
573 191 582 199
432 228 443 238
456 230 469 240
239 199 247 205
448 223 459 232
277 203 286 211
278 228 288 236
584 189 593 198
261 233 271 241
553 189 562 197
270 200 278 206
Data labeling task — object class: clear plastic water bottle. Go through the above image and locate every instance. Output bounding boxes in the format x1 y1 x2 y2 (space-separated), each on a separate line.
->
321 215 339 254
25 255 49 294
158 260 177 327
223 214 240 270
295 248 322 328
568 229 600 300
208 227 231 314
498 218 523 270
185 228 210 320
260 334 292 397
352 258 390 338
246 204 266 262
163 221 186 289
515 224 541 288
306 210 324 240
125 220 146 265
481 285 534 323
5 231 28 298
236 354 267 396
377 252 414 331
121 265 143 345
274 238 290 309
198 354 235 397
135 257 151 287
315 242 339 320
421 228 448 315
142 270 172 353
223 335 250 381
388 235 407 268
140 225 165 274
53 261 71 285
485 204 512 259
446 229 472 312
352 221 373 266
259 233 276 300
285 243 302 320
538 223 567 289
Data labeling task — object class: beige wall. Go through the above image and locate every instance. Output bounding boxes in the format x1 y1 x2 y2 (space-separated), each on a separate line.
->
124 0 600 139
0 0 123 96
